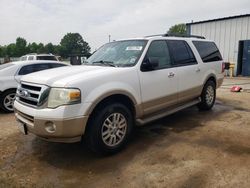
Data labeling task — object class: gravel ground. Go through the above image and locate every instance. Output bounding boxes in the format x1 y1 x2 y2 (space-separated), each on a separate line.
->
0 81 250 187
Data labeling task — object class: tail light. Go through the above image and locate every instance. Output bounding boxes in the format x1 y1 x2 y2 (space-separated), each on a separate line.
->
222 62 225 73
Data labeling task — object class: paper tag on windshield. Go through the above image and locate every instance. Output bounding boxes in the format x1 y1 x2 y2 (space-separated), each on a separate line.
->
126 46 143 51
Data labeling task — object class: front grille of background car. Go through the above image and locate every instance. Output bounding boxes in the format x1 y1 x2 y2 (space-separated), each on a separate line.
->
16 83 49 108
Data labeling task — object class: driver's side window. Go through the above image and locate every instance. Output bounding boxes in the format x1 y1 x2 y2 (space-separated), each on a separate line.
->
145 40 172 69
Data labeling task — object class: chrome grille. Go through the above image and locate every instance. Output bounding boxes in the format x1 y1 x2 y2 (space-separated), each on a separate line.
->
16 82 50 108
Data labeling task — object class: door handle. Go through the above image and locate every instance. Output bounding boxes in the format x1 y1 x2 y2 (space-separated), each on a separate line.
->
168 72 175 78
196 68 201 72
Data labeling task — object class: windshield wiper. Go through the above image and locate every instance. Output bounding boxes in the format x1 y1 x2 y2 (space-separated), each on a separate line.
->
92 60 116 67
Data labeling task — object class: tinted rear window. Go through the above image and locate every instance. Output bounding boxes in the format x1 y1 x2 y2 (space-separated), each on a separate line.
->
18 63 51 75
192 41 222 62
37 56 57 61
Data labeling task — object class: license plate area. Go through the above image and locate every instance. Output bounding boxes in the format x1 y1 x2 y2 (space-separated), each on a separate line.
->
17 121 27 135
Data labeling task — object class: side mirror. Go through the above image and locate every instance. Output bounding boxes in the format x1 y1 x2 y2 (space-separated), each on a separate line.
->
141 58 159 71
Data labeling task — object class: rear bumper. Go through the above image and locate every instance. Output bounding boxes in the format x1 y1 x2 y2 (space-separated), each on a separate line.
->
217 77 224 88
14 101 88 143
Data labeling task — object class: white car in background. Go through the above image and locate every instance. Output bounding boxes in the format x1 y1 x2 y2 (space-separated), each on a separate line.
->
0 60 68 112
20 53 58 61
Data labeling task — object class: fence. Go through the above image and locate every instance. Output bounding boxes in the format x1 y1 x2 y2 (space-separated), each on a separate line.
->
0 57 19 64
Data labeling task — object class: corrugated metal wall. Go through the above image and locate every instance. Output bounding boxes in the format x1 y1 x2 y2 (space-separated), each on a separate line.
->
189 16 250 71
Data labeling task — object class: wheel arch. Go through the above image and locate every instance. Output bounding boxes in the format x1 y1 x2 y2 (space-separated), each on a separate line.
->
84 92 140 134
203 74 217 88
0 88 17 96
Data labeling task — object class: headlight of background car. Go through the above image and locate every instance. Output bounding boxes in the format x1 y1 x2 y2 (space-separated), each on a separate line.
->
47 88 81 108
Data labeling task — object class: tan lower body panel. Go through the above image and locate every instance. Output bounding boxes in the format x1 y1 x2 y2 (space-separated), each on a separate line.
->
15 109 88 143
217 77 224 88
31 117 88 138
178 86 203 104
142 86 203 116
142 93 178 115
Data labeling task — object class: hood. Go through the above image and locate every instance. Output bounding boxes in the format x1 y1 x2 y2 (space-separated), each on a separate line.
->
21 65 119 87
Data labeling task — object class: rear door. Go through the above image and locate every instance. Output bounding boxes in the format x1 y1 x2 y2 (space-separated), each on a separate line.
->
167 40 202 103
138 40 178 115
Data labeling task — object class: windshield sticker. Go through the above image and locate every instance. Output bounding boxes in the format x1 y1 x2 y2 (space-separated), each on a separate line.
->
126 46 143 51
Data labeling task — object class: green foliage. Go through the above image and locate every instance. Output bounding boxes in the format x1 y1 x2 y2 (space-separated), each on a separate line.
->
15 37 27 56
60 33 91 58
167 23 187 35
0 33 91 58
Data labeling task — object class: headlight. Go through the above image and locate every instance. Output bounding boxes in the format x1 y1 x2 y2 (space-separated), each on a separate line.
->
47 88 81 108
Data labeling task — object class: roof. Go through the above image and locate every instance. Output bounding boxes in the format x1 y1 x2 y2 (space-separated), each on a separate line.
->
116 34 208 42
186 14 250 25
11 60 67 66
22 53 55 56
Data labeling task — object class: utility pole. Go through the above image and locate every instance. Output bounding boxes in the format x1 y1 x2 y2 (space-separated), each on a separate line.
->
108 35 111 43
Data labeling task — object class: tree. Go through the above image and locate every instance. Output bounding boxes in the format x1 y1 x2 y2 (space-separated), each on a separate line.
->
6 44 17 57
27 42 37 53
60 33 91 58
0 46 3 57
44 43 55 54
167 23 187 35
0 34 92 58
36 43 45 54
15 37 27 56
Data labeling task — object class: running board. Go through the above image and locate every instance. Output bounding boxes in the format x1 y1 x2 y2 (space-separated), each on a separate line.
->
136 98 201 125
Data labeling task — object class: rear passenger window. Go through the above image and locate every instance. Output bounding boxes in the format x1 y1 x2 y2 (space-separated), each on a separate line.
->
18 64 50 75
167 40 197 66
145 40 172 69
28 56 34 60
192 41 222 62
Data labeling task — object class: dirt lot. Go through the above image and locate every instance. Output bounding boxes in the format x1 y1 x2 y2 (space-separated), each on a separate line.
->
1 81 250 187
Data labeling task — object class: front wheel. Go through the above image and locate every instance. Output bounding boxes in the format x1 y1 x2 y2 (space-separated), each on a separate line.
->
0 89 16 113
197 80 216 111
85 103 133 154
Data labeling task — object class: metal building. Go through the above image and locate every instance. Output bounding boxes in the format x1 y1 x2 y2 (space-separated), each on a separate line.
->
186 14 250 76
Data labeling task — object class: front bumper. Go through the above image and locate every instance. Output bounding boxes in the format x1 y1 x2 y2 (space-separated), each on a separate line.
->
14 100 88 143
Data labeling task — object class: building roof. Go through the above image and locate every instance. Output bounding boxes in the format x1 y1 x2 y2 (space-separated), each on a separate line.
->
186 14 250 25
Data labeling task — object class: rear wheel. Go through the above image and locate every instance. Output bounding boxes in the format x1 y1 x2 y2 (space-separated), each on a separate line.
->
0 89 16 113
85 103 133 154
197 80 216 111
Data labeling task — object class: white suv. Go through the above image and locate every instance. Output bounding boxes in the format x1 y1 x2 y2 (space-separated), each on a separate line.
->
20 53 58 61
14 35 224 154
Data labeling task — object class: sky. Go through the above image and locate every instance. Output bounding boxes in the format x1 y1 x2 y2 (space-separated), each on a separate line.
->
0 0 250 51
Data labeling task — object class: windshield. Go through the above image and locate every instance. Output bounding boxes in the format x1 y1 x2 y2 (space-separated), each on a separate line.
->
86 40 147 67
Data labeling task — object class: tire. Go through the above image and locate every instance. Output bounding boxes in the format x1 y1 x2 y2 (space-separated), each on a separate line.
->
197 80 216 111
85 103 133 155
0 89 16 113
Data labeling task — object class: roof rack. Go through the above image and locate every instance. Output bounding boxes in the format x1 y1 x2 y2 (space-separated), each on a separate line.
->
145 34 165 38
145 33 205 39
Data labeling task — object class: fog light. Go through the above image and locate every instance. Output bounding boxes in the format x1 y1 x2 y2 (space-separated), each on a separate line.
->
45 121 56 133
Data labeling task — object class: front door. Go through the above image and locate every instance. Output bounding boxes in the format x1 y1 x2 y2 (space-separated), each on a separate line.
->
138 40 178 115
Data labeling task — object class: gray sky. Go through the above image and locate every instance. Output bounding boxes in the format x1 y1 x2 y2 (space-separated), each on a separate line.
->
0 0 249 51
